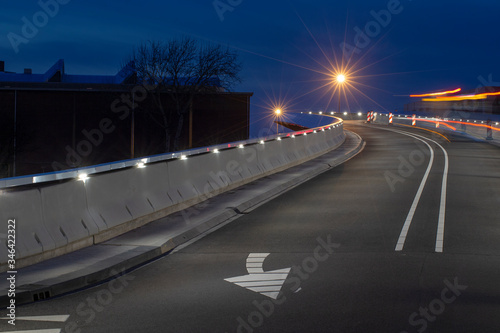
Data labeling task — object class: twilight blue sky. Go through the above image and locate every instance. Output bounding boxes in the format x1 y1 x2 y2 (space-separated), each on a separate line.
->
2 0 499 133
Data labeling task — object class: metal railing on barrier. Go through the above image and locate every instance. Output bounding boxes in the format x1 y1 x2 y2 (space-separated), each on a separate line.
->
0 113 343 189
368 113 500 140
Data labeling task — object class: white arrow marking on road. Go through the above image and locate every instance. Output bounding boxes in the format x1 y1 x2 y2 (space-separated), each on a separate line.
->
1 315 70 322
1 314 70 333
224 253 291 300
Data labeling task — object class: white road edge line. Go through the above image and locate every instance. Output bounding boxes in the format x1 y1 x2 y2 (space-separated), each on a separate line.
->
365 125 450 252
391 131 435 251
402 132 449 253
4 328 61 333
0 315 70 322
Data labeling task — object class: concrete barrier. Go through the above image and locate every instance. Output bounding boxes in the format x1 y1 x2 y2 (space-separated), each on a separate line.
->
41 181 100 249
370 113 500 146
0 119 345 271
0 189 48 259
85 168 156 230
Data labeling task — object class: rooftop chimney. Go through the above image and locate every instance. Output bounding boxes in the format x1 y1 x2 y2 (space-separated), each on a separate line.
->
24 68 32 75
0 61 4 72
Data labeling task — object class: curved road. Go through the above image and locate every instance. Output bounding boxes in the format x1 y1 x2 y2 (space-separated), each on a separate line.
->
3 122 500 333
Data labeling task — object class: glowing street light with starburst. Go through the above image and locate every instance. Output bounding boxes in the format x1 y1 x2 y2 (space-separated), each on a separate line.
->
335 73 348 114
274 108 283 134
336 74 346 84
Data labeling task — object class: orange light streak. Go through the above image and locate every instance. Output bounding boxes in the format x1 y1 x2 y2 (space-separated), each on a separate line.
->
422 95 486 102
422 90 500 102
415 118 457 131
410 88 461 98
401 117 500 132
396 123 451 142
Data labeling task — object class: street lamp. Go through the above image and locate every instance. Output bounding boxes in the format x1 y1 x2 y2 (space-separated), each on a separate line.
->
274 108 282 134
336 74 346 116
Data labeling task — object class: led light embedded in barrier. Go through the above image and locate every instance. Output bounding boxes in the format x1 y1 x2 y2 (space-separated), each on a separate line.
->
78 173 89 182
260 140 265 144
180 155 187 160
309 111 312 114
214 149 220 153
238 144 244 148
277 137 281 141
319 111 322 114
136 162 146 168
292 134 295 138
343 112 348 115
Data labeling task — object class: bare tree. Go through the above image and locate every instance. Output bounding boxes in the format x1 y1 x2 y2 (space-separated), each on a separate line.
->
129 37 241 151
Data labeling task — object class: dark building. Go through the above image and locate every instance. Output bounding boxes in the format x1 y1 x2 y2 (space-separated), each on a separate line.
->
0 60 252 178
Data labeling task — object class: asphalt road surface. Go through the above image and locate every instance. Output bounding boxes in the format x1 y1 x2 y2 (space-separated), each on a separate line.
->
3 122 500 333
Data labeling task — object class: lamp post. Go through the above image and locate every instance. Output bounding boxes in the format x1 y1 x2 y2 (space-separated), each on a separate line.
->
336 74 346 114
13 89 17 177
274 109 281 134
131 91 135 159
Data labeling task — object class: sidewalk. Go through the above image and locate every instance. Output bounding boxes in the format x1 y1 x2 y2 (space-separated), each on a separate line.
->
0 130 364 308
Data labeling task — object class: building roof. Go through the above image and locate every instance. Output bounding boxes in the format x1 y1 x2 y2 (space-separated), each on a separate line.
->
0 59 253 96
0 59 135 85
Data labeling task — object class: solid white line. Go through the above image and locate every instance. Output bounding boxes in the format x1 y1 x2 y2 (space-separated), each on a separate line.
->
404 132 449 252
0 315 70 322
4 328 61 333
393 132 435 251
